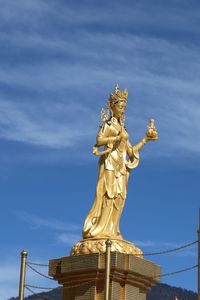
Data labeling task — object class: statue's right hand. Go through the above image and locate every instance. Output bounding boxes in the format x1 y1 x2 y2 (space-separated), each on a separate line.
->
115 135 121 142
115 132 125 142
119 131 128 141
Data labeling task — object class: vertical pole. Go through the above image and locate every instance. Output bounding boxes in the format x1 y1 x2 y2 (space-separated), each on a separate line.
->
19 250 28 300
105 239 112 300
198 208 200 300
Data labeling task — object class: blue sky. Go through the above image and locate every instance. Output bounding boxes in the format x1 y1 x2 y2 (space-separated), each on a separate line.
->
0 0 200 298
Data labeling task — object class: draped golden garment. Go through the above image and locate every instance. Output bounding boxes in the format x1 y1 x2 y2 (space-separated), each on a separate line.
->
83 117 137 240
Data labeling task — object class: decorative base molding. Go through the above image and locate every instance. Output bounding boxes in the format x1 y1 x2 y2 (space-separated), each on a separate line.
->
70 238 143 257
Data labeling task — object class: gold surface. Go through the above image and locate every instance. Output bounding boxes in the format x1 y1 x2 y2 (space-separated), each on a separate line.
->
146 118 158 140
18 250 28 300
72 84 158 256
105 240 112 300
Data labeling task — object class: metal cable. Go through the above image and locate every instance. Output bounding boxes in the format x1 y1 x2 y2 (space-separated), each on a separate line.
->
27 261 48 267
154 264 198 279
25 265 198 295
25 240 198 269
26 263 54 280
25 284 54 290
25 285 39 295
140 240 198 256
25 286 49 299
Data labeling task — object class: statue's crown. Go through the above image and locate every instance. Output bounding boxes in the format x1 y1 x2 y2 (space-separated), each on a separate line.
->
109 84 128 103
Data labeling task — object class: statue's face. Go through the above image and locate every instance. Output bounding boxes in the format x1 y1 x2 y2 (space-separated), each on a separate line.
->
112 99 126 119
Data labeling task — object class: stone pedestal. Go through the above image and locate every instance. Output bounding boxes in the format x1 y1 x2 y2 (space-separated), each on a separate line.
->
49 252 160 300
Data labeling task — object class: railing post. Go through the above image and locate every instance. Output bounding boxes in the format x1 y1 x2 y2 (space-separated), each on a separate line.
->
19 249 28 300
105 239 112 300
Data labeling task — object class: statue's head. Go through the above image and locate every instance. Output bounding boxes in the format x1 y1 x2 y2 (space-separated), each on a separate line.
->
108 84 128 120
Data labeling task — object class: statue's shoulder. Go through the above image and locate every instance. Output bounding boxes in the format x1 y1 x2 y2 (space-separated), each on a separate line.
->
99 119 111 129
106 120 112 126
99 118 120 135
98 121 111 136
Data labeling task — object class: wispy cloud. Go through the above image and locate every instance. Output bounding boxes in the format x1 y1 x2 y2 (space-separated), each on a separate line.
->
16 211 81 232
133 240 156 247
0 0 50 26
0 0 200 163
1 0 199 40
0 99 96 149
57 233 81 245
16 211 82 247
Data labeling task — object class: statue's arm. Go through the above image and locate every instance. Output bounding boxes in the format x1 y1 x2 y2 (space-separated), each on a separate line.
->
127 140 134 159
96 123 120 147
127 137 147 159
132 137 148 152
96 135 120 146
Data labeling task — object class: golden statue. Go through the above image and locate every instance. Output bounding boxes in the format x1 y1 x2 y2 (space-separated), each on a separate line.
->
71 84 158 256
